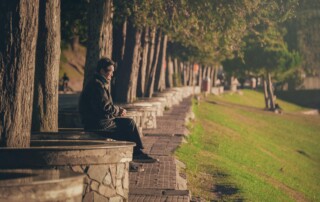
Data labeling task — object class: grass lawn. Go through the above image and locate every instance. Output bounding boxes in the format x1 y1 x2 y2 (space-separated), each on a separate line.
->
175 89 320 201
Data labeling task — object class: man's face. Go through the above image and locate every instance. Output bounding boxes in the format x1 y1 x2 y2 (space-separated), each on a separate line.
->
100 65 114 82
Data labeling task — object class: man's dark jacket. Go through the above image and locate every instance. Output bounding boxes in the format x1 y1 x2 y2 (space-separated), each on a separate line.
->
79 73 121 130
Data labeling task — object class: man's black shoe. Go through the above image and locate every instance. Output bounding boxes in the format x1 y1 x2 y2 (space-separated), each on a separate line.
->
133 152 159 163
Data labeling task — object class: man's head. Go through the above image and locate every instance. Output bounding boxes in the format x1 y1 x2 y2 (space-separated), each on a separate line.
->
96 57 115 83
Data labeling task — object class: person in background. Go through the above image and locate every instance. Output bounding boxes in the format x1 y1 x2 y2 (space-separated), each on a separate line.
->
62 73 70 92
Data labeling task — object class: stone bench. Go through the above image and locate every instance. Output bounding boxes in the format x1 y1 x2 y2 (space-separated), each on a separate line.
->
133 100 163 116
137 97 167 111
152 92 174 108
0 139 135 202
163 89 183 104
59 108 144 131
0 169 84 201
117 104 157 129
181 86 193 98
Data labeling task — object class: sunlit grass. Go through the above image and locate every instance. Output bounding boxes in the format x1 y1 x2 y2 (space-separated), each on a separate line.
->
176 90 320 201
212 89 307 112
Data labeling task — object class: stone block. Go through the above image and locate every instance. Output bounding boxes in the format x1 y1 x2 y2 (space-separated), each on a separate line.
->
93 192 110 202
110 164 117 188
109 196 123 202
98 184 116 197
116 164 125 179
103 170 113 186
87 165 109 182
70 165 83 173
90 180 99 192
83 191 94 202
116 178 125 197
123 170 129 190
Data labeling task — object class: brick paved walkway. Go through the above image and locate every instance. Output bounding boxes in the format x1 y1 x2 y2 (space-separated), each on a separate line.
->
129 97 193 201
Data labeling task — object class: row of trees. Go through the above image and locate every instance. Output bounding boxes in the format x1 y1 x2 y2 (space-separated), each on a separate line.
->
0 0 299 147
63 0 300 104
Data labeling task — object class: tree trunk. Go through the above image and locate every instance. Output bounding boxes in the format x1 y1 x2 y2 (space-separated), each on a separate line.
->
32 0 60 132
154 34 168 92
263 77 269 109
146 30 162 97
166 56 174 88
137 27 149 97
144 27 156 93
182 62 188 86
212 65 218 87
179 60 183 86
0 0 39 147
114 21 141 103
188 64 193 86
84 0 113 87
112 19 126 63
192 64 196 86
111 19 126 98
202 66 207 79
172 58 180 86
185 63 190 86
267 73 276 110
207 67 212 79
198 65 203 87
210 66 215 87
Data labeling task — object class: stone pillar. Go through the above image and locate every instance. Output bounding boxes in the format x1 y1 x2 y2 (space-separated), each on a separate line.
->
0 140 134 201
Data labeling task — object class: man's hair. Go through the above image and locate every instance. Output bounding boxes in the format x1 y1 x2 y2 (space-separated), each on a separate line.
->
96 57 116 72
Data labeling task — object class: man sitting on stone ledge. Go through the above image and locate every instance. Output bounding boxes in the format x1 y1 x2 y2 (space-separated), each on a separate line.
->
79 57 157 163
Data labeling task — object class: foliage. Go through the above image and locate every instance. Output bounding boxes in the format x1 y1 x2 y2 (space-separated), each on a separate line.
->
222 56 246 78
61 0 88 45
244 26 302 78
284 0 320 76
60 0 300 70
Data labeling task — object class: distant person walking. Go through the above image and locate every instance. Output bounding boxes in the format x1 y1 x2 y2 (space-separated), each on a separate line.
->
79 57 157 163
62 73 70 92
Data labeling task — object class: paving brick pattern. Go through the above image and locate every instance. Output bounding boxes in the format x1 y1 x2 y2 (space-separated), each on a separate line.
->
142 136 184 155
130 156 176 189
129 96 193 201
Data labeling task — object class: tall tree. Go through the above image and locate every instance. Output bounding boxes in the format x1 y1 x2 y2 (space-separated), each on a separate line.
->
144 27 156 94
244 28 301 110
145 30 162 97
32 0 60 132
154 34 168 92
111 18 127 99
0 0 39 147
84 0 113 86
137 27 150 97
114 20 142 103
166 56 174 88
285 0 320 76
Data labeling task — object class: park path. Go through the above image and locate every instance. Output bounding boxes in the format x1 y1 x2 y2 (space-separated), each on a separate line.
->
128 96 194 201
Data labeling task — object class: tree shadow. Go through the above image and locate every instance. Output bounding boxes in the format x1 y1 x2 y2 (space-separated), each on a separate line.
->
211 184 244 202
203 166 245 201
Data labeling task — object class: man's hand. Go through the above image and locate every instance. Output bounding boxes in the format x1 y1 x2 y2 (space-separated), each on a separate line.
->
119 108 127 116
